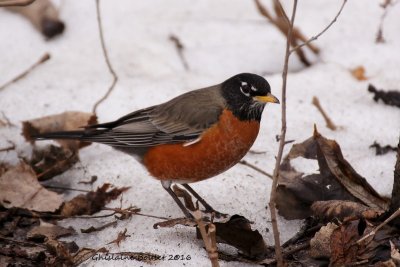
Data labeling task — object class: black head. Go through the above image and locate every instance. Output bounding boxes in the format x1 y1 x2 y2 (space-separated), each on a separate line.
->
221 73 279 121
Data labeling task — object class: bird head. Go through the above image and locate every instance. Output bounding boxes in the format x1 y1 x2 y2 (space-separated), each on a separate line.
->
221 73 279 121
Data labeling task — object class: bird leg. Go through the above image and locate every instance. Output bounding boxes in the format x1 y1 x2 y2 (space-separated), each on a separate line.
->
161 181 194 219
182 184 227 218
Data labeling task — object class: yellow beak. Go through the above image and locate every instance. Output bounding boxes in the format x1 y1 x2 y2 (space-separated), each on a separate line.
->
254 93 280 104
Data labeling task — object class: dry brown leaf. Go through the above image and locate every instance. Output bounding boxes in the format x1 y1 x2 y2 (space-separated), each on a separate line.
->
310 222 338 259
6 0 65 38
107 228 131 247
60 183 130 217
311 200 382 221
30 145 79 181
0 163 62 212
390 241 400 264
330 220 361 266
212 215 267 260
276 127 389 220
350 66 368 81
153 217 197 229
27 221 75 241
22 111 97 150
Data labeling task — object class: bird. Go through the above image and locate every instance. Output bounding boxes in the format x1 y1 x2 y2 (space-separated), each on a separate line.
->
33 73 279 218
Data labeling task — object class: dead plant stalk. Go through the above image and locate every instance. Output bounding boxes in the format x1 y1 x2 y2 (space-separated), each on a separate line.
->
268 1 347 266
93 0 118 115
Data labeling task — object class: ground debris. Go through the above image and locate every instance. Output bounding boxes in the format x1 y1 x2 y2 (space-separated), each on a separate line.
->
276 126 389 220
0 163 63 212
22 111 97 150
368 84 400 108
370 141 397 156
107 228 131 247
61 183 130 217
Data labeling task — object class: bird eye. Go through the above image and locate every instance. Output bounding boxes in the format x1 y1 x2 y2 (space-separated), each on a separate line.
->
240 82 251 97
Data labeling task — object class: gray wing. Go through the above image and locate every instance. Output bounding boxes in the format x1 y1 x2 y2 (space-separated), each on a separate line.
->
84 85 225 148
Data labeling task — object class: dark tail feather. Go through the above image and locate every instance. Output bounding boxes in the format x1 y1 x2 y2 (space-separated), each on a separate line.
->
32 130 86 140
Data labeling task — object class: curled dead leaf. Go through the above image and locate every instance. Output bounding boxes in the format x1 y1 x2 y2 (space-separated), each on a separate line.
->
276 127 389 220
22 111 97 151
6 0 65 38
0 163 62 212
60 183 130 217
310 222 338 259
153 218 197 229
311 200 383 221
30 145 79 181
212 215 267 260
350 66 368 81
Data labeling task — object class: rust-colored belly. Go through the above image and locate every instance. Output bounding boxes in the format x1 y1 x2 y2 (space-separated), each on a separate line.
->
143 110 260 183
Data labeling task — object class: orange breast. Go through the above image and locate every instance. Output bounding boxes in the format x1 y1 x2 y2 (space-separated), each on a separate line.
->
143 109 260 183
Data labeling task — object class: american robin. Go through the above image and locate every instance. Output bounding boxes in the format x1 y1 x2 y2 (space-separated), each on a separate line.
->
33 73 279 218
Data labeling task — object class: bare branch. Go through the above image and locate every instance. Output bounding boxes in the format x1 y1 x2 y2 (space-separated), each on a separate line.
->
0 0 35 7
92 0 118 115
290 0 347 53
357 207 400 243
312 96 338 131
239 160 273 179
0 53 50 92
269 1 298 265
169 34 190 70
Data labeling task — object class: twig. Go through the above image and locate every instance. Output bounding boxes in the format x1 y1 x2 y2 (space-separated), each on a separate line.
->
376 0 399 43
254 0 317 66
81 220 118 233
357 207 400 243
312 96 337 131
268 1 298 266
0 53 50 92
102 207 169 220
169 34 190 70
239 160 273 179
0 0 35 7
290 0 347 53
92 0 118 115
0 141 16 152
43 185 91 193
194 210 219 267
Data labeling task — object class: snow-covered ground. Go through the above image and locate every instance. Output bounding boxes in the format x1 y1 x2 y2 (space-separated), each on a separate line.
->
1 0 399 266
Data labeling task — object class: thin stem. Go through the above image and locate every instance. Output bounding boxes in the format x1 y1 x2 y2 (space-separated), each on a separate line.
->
0 0 35 7
92 0 118 115
290 0 347 53
269 1 298 266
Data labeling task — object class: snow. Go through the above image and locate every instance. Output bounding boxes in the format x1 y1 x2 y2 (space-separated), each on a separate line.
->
1 0 399 266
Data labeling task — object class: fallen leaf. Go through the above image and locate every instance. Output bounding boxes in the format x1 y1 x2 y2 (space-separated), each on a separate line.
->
330 220 362 266
350 66 368 81
60 183 130 216
22 111 97 150
107 228 131 247
212 215 267 260
153 217 197 229
311 200 382 221
368 84 400 108
310 222 338 259
276 127 389 219
0 163 62 212
81 221 117 233
29 145 79 181
6 0 65 38
27 221 76 241
370 141 397 156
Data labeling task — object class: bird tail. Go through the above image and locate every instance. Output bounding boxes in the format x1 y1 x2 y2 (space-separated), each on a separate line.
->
32 130 87 140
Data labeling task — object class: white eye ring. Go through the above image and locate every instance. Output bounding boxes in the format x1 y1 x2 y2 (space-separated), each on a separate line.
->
240 85 250 97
